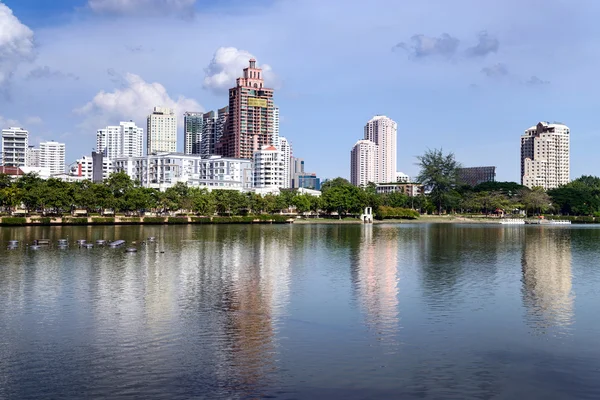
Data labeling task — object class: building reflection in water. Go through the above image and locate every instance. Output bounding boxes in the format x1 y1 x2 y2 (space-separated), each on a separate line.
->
352 225 400 345
219 227 292 394
521 228 574 333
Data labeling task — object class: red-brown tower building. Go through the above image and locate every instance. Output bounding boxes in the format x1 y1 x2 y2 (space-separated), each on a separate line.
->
217 59 275 159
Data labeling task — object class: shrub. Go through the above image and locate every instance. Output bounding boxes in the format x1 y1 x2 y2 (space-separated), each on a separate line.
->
63 217 89 225
143 217 166 224
167 217 189 224
91 217 115 224
191 217 211 224
120 217 141 223
31 217 53 225
376 206 420 220
1 217 27 226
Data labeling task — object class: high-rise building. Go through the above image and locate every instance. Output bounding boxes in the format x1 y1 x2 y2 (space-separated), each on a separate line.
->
273 106 280 148
121 121 144 158
96 125 120 159
290 157 304 188
97 121 143 159
253 145 285 188
218 59 275 159
39 141 66 175
184 112 204 155
350 139 378 187
147 107 177 154
364 115 397 183
27 146 40 167
458 166 496 187
521 122 570 190
279 137 292 188
1 127 28 167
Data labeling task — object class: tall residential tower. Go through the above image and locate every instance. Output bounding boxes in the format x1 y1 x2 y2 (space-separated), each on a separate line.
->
183 112 204 155
364 115 397 183
218 59 275 159
521 122 570 190
1 127 28 167
351 139 379 187
147 107 177 154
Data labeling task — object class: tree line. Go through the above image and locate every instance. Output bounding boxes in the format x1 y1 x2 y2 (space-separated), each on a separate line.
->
0 149 597 217
0 172 421 217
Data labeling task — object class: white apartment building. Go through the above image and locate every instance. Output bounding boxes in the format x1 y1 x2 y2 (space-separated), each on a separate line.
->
350 139 379 187
147 107 177 154
97 121 143 160
253 145 285 188
521 122 570 190
364 115 397 183
39 141 66 175
396 172 410 183
278 137 292 188
1 127 28 167
27 146 40 167
70 155 114 181
113 153 253 191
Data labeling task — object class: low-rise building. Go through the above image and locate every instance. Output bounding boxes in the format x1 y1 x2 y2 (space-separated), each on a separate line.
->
113 153 253 191
70 154 114 182
375 182 424 197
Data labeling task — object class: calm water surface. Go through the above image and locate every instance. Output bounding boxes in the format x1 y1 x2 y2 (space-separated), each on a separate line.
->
1 224 600 399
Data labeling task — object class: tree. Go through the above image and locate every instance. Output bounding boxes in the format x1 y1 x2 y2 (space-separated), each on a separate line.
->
416 148 461 214
522 187 551 216
0 186 24 211
190 188 216 216
322 180 365 218
292 194 312 214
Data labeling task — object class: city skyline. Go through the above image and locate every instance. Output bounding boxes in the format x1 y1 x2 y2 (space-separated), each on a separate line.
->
1 1 599 182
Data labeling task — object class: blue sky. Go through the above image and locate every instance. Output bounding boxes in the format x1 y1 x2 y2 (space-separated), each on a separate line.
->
0 0 598 181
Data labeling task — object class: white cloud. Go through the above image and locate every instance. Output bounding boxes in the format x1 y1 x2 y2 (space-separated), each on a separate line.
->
74 72 203 128
0 3 35 89
203 47 280 94
88 0 196 16
0 116 21 128
26 116 43 125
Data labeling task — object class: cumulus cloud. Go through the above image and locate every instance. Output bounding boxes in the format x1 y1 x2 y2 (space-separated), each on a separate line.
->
481 63 509 78
526 76 550 86
88 0 196 16
74 73 203 128
0 116 21 129
465 31 499 58
27 66 79 80
393 34 459 59
203 47 280 94
0 3 35 89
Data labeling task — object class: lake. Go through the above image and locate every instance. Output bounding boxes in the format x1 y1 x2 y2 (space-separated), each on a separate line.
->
0 223 599 399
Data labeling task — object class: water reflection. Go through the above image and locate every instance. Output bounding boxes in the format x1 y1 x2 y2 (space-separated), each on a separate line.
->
521 228 574 333
351 225 400 344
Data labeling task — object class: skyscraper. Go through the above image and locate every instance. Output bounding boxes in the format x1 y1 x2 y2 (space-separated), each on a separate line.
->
96 121 143 159
200 107 229 157
273 105 280 148
218 59 275 159
147 107 177 154
521 122 570 190
184 112 204 155
351 139 379 187
39 141 66 175
364 115 397 183
1 127 28 167
279 137 292 188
